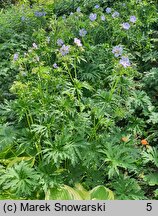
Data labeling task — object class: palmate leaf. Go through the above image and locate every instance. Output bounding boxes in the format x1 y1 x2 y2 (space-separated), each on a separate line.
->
99 142 138 178
0 161 39 197
43 127 86 167
31 124 49 138
144 173 158 186
113 174 145 200
73 79 94 92
0 123 16 151
142 147 158 167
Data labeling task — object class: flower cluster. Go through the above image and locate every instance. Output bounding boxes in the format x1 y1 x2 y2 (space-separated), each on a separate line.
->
121 16 136 30
112 45 131 67
34 11 46 17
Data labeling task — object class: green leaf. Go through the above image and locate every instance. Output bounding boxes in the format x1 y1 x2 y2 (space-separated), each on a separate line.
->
74 183 90 200
113 175 145 200
47 185 82 200
46 184 115 200
144 173 158 186
154 189 158 198
90 185 114 200
142 147 158 167
0 124 16 151
99 142 138 178
0 161 39 197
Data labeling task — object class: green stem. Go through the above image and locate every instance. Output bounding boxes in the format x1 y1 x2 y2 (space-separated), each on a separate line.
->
66 64 74 83
74 57 77 79
26 111 31 129
109 68 123 100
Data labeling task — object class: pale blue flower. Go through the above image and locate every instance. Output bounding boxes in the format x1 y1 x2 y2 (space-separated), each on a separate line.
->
34 11 42 17
122 22 130 30
21 16 25 21
105 7 111 14
53 63 58 68
13 53 18 61
94 5 100 9
57 39 64 46
119 56 131 67
60 45 70 56
62 15 66 19
112 11 120 18
74 38 82 47
101 15 105 21
76 7 81 12
89 13 97 21
21 72 27 77
112 45 123 57
130 15 137 23
34 11 46 17
46 36 50 43
79 28 87 37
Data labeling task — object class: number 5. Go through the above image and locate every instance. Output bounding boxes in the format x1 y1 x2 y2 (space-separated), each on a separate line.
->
146 203 152 211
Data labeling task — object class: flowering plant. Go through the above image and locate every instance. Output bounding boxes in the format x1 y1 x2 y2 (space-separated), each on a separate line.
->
0 0 158 200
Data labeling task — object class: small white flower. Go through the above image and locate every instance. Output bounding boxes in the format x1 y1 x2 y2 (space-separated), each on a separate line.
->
101 15 105 21
32 43 38 49
74 38 82 47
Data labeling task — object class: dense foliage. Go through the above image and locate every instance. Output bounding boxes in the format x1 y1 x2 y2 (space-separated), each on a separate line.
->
0 0 158 200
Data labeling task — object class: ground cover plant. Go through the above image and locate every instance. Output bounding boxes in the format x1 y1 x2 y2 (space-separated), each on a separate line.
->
0 0 158 200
